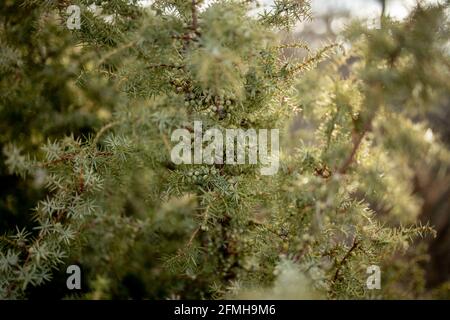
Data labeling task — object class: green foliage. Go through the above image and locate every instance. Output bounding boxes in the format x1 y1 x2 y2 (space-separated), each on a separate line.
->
0 0 449 299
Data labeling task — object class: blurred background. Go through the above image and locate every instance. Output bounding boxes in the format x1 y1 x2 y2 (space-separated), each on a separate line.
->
310 0 442 20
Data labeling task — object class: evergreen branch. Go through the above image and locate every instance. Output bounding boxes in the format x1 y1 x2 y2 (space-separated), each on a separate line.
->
97 41 137 67
274 42 312 54
332 237 360 283
284 43 339 76
93 121 121 146
146 63 185 70
38 151 113 168
191 0 199 33
2 0 448 300
337 131 366 175
187 226 200 248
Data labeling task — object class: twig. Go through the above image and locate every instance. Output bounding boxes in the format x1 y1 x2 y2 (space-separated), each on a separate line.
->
337 131 366 174
337 119 373 174
187 227 200 247
93 121 120 146
97 41 137 67
146 63 185 70
38 151 113 168
191 0 198 32
332 237 360 282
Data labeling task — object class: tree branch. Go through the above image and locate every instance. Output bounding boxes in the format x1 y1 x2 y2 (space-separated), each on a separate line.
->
337 119 373 174
191 0 198 32
333 237 360 283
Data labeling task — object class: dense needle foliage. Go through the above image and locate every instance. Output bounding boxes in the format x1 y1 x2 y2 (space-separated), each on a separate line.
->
0 0 449 299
